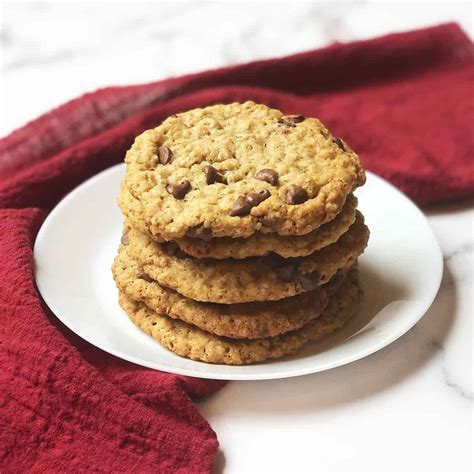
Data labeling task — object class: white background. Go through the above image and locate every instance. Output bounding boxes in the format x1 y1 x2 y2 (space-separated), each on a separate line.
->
1 1 472 473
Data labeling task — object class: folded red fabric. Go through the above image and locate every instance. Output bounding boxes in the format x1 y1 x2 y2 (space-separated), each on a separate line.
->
1 23 473 472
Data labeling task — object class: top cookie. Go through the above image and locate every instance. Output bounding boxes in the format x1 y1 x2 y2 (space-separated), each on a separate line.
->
123 101 365 240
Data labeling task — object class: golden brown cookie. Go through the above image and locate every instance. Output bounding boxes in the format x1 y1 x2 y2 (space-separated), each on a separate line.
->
113 246 336 339
118 269 360 365
119 184 358 259
175 195 358 259
124 212 369 304
121 101 365 241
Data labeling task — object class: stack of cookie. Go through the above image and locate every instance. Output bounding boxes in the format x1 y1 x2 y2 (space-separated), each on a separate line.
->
113 102 369 365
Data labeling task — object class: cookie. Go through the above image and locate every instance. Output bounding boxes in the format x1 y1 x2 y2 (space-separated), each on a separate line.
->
125 212 369 304
174 194 358 259
113 246 337 339
118 268 360 365
121 101 365 241
118 182 154 238
119 184 358 258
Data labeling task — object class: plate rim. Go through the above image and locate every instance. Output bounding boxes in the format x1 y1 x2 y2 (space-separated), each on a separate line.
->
34 164 443 380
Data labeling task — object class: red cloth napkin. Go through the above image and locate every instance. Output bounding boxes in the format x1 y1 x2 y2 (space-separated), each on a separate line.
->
1 23 473 472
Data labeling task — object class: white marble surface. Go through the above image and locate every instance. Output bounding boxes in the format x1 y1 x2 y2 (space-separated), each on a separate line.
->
2 1 472 472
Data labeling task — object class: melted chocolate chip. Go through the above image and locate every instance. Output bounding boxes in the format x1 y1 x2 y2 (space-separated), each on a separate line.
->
229 195 252 217
323 269 347 295
246 189 271 207
277 118 295 128
136 270 153 282
286 115 305 123
166 180 191 199
162 242 189 259
295 270 320 291
204 165 226 185
255 169 279 186
274 262 298 282
157 146 174 165
258 216 280 230
174 247 189 259
277 114 305 126
161 242 172 253
203 165 218 184
121 231 129 245
333 137 345 151
186 226 213 241
284 185 308 205
229 190 271 217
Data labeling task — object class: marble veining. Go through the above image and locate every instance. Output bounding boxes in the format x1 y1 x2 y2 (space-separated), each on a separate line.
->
442 364 473 402
427 340 473 402
444 241 474 264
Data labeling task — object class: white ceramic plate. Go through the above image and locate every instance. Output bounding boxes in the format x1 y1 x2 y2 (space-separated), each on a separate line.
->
34 164 442 380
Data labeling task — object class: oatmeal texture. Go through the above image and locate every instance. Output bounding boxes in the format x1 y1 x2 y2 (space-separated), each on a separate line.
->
121 101 365 240
125 212 369 304
120 185 358 258
118 269 360 365
113 246 336 339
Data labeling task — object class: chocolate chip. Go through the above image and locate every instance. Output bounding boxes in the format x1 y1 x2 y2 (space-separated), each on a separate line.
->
161 242 172 253
267 251 285 264
229 195 252 217
277 115 305 126
204 165 226 185
324 269 347 295
246 189 271 207
229 190 271 217
157 146 174 165
174 247 189 259
284 185 308 205
277 118 295 127
166 180 191 199
204 165 217 184
136 270 153 282
274 262 298 282
162 242 188 259
255 169 279 186
273 259 319 289
258 216 280 230
120 231 129 245
295 271 320 291
186 226 213 241
286 115 305 123
333 137 345 151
